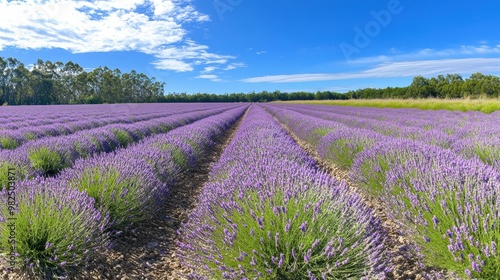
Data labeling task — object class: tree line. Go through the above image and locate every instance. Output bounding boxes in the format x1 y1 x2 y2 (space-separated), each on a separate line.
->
1 56 500 105
0 57 165 105
347 73 500 99
159 73 500 102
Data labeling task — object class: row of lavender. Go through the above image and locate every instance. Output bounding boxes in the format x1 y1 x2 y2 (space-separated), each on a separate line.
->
285 103 500 131
0 103 173 134
0 105 248 278
1 106 165 129
0 103 186 120
0 109 174 149
263 104 500 279
0 105 241 188
177 105 389 279
0 104 237 149
275 104 500 172
286 106 463 147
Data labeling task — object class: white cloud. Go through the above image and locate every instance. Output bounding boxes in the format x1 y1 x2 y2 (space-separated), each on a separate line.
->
320 86 363 92
150 0 175 17
152 40 234 72
242 58 500 83
459 44 500 55
0 0 234 72
196 74 222 82
224 62 246 71
350 44 500 64
152 59 193 72
201 66 217 73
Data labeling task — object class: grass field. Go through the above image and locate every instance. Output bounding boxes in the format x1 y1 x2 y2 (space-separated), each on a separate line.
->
278 98 500 113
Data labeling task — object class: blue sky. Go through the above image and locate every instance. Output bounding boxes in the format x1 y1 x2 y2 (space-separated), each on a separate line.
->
1 0 500 94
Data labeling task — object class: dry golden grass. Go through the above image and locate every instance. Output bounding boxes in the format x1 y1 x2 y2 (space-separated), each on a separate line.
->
277 98 500 113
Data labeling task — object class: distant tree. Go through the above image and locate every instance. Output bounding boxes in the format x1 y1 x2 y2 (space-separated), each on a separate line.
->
407 76 433 98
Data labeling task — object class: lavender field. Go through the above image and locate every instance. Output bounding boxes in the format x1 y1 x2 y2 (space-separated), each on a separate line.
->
1 103 500 279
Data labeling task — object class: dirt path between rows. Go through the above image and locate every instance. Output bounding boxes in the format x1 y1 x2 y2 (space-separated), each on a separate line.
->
269 113 450 280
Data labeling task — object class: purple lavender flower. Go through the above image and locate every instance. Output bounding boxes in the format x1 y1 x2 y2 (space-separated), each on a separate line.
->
299 221 308 234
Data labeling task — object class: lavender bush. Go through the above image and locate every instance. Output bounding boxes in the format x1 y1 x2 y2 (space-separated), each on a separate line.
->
59 153 167 229
111 128 135 148
0 136 19 150
350 139 430 196
0 178 109 278
121 145 181 186
28 146 69 176
399 127 456 149
317 128 386 170
452 135 500 172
